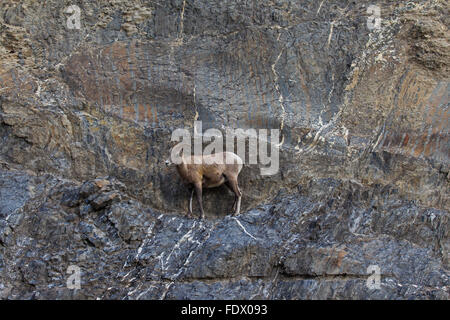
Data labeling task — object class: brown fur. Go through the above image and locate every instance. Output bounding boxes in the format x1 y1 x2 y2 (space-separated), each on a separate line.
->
175 152 243 219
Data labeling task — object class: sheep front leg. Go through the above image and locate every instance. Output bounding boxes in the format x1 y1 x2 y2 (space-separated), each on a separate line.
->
194 182 205 220
227 179 242 216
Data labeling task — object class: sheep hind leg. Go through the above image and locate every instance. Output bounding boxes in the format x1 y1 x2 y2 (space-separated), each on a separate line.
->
187 188 194 218
224 180 237 213
235 197 242 216
225 177 242 216
236 186 242 215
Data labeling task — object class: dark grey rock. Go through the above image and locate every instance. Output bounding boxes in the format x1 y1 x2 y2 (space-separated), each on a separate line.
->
0 0 448 300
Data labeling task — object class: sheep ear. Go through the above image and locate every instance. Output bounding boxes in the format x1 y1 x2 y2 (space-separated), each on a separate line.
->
181 143 190 158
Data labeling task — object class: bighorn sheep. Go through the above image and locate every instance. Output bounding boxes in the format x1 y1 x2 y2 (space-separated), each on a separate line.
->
166 151 243 219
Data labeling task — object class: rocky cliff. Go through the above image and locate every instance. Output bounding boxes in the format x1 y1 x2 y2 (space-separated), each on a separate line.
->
0 0 448 299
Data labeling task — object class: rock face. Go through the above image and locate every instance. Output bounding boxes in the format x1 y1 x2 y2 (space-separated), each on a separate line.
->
0 0 448 299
